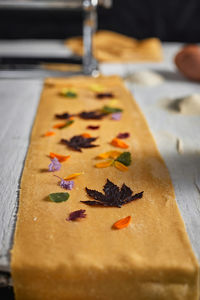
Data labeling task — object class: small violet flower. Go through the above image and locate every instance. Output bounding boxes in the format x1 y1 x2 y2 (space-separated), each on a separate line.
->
48 157 61 172
60 179 74 190
111 112 122 120
54 175 74 190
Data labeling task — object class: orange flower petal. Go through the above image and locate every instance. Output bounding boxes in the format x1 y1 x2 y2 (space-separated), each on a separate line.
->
113 216 132 229
44 131 56 137
97 151 122 159
81 133 92 138
64 172 83 180
114 161 128 172
111 138 129 149
49 152 70 162
95 160 113 168
53 122 66 129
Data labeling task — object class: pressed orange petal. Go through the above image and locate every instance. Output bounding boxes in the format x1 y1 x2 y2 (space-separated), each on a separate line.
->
44 131 55 137
49 152 70 162
95 160 113 168
97 151 122 159
64 172 83 180
111 138 129 149
114 161 128 172
108 151 122 159
113 216 132 229
81 133 92 138
53 122 66 129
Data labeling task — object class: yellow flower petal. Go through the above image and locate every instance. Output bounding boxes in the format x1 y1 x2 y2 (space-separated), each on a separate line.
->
89 84 105 92
114 161 128 172
108 99 119 106
97 151 122 159
64 172 83 180
95 160 113 168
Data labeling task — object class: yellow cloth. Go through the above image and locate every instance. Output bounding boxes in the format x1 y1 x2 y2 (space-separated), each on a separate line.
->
11 76 199 300
66 30 163 62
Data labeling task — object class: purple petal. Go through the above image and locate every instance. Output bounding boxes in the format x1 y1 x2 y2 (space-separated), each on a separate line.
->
111 112 122 120
48 157 61 172
60 180 74 190
67 209 87 221
117 132 130 139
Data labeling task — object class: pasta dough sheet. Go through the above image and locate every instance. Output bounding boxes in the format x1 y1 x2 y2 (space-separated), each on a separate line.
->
11 76 199 300
66 30 163 62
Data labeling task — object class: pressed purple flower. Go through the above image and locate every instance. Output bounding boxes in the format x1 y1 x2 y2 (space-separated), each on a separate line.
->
117 132 130 139
48 157 61 172
54 175 74 190
67 209 87 221
111 112 122 120
60 179 74 190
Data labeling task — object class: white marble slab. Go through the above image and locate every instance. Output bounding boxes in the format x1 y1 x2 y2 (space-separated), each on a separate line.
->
0 41 200 274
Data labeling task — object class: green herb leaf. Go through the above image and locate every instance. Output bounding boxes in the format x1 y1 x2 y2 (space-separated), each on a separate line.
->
101 106 123 114
115 152 131 166
49 192 70 203
61 119 74 129
64 91 77 98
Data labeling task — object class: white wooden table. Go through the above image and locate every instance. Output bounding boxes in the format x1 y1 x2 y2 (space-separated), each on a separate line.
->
0 41 200 277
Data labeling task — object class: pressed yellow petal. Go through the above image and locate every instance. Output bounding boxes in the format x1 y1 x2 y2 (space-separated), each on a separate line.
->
95 160 113 168
97 151 122 159
64 172 83 180
89 84 105 92
114 161 128 172
108 99 119 106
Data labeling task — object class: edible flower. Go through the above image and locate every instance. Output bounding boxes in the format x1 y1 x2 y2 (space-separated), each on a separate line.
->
66 209 87 221
95 151 131 172
111 138 129 149
111 112 122 120
44 131 56 137
117 132 130 139
54 175 74 190
112 216 132 229
53 119 74 129
49 152 70 163
48 157 61 172
64 172 83 180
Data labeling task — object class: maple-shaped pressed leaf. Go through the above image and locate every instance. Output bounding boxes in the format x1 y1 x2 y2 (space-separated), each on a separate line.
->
61 135 99 152
79 110 106 120
81 179 143 208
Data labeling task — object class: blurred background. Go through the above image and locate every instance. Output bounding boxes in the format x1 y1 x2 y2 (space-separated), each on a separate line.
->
0 0 200 42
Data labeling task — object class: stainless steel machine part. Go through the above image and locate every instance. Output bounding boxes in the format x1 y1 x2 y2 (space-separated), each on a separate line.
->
0 0 112 76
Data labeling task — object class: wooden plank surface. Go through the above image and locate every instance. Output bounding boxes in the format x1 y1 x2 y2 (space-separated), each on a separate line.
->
0 42 200 274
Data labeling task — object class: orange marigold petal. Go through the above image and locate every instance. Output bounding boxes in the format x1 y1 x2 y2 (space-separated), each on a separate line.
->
53 122 66 129
49 152 70 162
114 161 128 172
64 172 83 180
113 216 132 229
97 151 122 159
81 133 92 138
111 138 129 149
95 160 113 168
44 131 56 137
